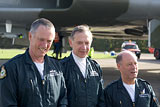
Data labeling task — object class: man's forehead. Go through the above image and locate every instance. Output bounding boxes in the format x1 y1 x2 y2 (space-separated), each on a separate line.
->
122 56 137 64
74 31 92 37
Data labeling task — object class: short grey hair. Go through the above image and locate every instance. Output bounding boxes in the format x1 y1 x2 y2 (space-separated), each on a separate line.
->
70 25 93 40
29 18 55 35
116 50 137 64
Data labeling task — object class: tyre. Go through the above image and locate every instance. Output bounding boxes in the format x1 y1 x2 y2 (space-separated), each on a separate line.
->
136 52 141 59
154 48 160 60
137 54 140 59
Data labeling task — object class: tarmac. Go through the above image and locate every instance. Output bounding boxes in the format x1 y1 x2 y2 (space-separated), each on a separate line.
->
0 53 160 102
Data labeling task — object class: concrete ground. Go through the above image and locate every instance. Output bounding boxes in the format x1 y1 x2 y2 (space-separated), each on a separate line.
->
0 53 160 102
95 53 160 102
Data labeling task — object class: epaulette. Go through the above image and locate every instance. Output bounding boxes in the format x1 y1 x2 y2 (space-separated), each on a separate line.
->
87 57 99 66
137 78 151 85
61 56 67 60
59 56 70 63
105 79 119 89
3 54 23 66
49 56 58 60
91 59 98 64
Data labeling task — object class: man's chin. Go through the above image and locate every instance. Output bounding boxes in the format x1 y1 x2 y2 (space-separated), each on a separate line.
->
79 55 87 58
38 53 46 57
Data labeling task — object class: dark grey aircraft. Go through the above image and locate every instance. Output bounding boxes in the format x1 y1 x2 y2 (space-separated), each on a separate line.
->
0 0 159 35
0 0 160 58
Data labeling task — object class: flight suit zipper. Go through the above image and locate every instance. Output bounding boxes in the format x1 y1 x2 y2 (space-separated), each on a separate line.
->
84 79 87 83
120 100 122 107
42 78 46 106
133 102 135 107
42 79 45 85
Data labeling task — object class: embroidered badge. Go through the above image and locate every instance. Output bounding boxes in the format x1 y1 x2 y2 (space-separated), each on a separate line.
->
140 89 145 94
0 66 7 79
139 89 149 97
50 70 60 76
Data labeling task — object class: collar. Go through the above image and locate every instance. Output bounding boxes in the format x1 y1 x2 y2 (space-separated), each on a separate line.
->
72 51 86 65
24 48 48 65
117 77 139 89
72 51 86 60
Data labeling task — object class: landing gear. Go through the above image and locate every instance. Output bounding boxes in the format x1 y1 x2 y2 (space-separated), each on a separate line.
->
136 54 141 59
154 48 160 60
135 51 141 59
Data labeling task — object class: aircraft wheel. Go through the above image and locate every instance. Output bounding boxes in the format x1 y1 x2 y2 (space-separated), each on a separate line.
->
137 55 140 59
154 48 160 60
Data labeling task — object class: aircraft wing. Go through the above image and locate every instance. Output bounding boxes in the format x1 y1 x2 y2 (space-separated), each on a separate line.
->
0 0 160 38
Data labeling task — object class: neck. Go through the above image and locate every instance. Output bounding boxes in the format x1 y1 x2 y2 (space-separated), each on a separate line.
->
121 77 136 85
72 51 86 60
29 49 44 63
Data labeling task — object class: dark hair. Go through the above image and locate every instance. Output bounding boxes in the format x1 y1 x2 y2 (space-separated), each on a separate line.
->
116 53 123 64
70 25 92 39
29 18 55 35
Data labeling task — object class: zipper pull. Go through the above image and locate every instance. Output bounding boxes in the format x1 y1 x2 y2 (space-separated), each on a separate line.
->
120 100 122 107
84 79 87 83
133 102 135 107
42 79 45 85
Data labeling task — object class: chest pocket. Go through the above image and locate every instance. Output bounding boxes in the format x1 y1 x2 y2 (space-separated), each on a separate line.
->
88 71 100 99
87 61 101 90
138 93 151 106
88 70 100 86
46 70 62 101
136 81 152 107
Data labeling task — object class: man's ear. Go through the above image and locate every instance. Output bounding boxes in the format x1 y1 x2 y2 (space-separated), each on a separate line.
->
68 38 73 48
28 32 32 41
117 63 121 70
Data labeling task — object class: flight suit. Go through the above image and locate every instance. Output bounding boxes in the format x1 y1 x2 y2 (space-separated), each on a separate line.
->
0 49 67 107
104 78 159 107
60 54 105 107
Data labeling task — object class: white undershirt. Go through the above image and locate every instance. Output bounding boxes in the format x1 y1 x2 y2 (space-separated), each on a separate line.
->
123 82 135 102
72 52 86 78
34 62 44 79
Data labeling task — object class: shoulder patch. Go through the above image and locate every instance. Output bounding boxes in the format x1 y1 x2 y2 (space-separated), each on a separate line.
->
0 66 7 79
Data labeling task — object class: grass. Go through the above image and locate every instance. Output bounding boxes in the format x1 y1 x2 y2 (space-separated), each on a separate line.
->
0 49 26 59
0 49 116 59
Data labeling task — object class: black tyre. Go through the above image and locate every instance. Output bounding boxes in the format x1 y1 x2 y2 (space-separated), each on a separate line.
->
135 52 141 59
137 54 140 59
154 48 160 60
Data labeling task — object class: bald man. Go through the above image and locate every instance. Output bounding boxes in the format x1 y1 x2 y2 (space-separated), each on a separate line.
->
104 51 159 107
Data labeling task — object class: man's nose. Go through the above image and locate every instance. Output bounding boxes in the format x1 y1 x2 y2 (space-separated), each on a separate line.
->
42 41 48 48
82 43 87 49
132 64 137 69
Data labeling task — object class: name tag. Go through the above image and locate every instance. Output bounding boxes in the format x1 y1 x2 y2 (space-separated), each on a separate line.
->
90 71 99 76
50 70 60 76
139 94 149 97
